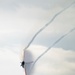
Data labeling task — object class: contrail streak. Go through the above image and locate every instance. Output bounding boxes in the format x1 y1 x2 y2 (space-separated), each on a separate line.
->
24 1 75 50
30 27 75 72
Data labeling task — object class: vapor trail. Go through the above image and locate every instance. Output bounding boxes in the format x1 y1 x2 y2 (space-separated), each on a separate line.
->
24 1 75 50
30 27 75 72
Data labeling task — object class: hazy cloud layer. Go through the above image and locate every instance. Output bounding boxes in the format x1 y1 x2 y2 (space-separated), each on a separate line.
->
0 1 75 50
27 45 75 75
0 45 75 75
0 0 75 10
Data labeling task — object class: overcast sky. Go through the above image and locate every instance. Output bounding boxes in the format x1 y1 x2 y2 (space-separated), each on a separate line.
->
0 0 75 75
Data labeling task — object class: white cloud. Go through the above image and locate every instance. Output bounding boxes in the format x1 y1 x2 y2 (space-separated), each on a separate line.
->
26 45 75 75
0 49 24 75
0 45 75 75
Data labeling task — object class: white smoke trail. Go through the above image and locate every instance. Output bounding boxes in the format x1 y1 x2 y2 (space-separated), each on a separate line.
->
24 1 75 51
